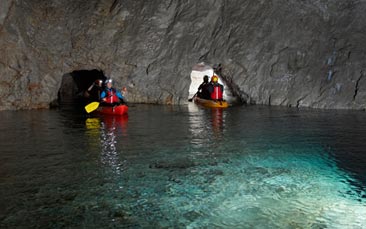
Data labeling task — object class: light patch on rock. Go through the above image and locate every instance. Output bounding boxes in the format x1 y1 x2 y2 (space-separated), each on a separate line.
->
189 63 236 103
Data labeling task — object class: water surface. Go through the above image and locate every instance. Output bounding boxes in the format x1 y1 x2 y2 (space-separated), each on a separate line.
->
0 104 365 228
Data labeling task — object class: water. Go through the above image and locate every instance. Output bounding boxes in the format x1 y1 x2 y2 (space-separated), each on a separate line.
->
0 104 365 228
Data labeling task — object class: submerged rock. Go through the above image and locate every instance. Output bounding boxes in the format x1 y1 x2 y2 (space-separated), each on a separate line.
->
1 0 366 110
152 159 197 170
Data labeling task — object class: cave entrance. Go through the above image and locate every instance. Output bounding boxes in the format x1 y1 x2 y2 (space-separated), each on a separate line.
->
188 62 237 103
58 69 106 106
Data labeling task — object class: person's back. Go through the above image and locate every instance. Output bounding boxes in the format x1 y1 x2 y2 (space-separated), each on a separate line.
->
200 83 211 99
197 75 211 99
208 75 224 101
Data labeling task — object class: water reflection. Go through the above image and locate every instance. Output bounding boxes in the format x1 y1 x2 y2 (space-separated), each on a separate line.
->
85 115 128 175
188 103 226 142
210 108 225 139
2 105 366 228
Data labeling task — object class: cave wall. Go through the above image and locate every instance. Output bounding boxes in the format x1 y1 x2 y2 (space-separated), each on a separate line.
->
1 0 366 110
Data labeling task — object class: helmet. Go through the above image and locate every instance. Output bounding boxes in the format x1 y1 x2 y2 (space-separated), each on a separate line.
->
203 75 209 82
95 79 102 85
105 79 113 84
211 75 218 83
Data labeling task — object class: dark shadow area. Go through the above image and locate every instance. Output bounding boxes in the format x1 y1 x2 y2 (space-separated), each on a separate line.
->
71 69 106 94
58 69 106 109
329 137 366 201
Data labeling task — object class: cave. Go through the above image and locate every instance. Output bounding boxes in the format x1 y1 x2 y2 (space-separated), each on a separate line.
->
58 69 106 107
188 62 238 103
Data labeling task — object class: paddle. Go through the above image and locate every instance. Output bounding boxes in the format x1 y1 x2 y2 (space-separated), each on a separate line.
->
85 101 100 113
188 92 197 102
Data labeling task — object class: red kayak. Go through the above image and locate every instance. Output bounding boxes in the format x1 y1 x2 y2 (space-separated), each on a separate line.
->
96 104 128 116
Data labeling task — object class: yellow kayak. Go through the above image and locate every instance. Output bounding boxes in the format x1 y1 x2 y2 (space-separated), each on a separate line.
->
194 97 229 108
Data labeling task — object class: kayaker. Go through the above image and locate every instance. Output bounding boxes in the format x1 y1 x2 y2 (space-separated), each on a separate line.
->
197 75 211 99
121 86 128 102
208 75 224 101
100 79 125 106
86 79 103 102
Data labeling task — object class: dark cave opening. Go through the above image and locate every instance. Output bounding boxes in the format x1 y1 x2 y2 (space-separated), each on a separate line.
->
58 69 106 106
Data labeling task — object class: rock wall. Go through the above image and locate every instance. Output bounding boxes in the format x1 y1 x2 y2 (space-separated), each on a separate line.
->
1 0 366 110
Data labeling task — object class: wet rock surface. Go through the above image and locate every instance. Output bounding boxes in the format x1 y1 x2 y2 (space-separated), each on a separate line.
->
1 0 366 110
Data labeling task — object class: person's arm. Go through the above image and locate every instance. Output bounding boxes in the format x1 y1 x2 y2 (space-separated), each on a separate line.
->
198 83 204 91
87 83 94 91
100 91 106 101
116 91 124 100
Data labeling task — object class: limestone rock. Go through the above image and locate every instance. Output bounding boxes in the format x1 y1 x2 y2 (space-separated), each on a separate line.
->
0 0 366 110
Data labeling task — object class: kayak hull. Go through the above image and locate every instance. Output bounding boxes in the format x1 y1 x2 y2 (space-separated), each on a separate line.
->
194 97 229 108
96 105 128 116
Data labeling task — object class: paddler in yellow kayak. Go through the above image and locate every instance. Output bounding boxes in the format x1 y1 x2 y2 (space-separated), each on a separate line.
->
196 75 211 100
207 75 224 101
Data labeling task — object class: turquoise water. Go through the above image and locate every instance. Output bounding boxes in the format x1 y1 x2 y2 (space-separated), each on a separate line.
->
0 104 365 228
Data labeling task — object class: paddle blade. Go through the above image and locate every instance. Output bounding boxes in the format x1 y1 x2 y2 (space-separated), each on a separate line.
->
85 102 99 113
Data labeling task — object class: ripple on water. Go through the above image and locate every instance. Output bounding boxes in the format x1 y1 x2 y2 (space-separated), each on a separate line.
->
1 106 366 228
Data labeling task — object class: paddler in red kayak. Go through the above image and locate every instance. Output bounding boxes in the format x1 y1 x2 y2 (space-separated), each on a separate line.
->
100 79 125 106
86 79 103 102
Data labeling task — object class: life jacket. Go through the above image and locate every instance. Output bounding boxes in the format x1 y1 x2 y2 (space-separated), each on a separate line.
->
105 88 119 103
210 84 223 100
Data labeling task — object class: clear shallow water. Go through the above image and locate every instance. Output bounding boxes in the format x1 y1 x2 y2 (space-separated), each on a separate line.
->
0 104 365 228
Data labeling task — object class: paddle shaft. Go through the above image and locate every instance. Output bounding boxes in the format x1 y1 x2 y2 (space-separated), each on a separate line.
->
188 92 197 102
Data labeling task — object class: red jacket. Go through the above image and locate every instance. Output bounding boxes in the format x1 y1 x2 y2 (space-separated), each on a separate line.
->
103 88 120 103
210 83 223 100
